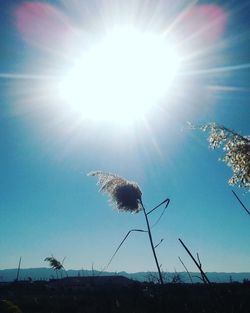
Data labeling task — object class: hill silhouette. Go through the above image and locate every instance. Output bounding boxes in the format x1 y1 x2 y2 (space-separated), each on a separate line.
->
1 267 250 283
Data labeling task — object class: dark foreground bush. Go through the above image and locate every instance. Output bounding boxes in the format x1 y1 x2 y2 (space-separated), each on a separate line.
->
0 280 250 313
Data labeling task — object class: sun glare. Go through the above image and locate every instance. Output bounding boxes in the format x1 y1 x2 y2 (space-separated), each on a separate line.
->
58 26 180 123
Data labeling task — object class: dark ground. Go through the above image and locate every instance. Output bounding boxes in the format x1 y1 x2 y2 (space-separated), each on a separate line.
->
1 278 250 313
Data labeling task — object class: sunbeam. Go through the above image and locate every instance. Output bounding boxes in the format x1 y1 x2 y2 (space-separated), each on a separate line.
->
0 73 58 80
181 63 250 76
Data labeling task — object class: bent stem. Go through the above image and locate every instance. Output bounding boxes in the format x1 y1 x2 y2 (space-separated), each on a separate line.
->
101 229 148 274
178 238 211 285
140 199 164 285
232 190 250 216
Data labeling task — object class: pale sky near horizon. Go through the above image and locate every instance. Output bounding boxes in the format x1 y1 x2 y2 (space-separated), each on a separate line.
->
0 0 249 273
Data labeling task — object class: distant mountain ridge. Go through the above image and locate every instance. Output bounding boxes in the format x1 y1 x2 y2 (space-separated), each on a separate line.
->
1 268 250 283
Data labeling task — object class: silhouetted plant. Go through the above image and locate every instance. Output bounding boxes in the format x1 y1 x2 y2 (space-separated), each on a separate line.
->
88 171 170 285
178 238 210 285
88 171 142 213
15 257 22 282
44 256 65 279
190 122 250 191
171 271 183 284
178 256 193 283
231 189 250 216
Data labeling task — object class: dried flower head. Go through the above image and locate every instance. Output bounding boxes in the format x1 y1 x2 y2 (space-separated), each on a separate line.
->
197 123 250 191
88 171 142 213
44 256 64 271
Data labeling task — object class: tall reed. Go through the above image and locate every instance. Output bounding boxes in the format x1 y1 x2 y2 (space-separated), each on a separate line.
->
88 171 165 284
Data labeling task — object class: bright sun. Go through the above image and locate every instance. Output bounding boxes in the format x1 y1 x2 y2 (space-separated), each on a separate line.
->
58 26 180 123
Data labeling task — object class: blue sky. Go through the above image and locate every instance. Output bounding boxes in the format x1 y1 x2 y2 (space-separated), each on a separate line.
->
0 0 249 274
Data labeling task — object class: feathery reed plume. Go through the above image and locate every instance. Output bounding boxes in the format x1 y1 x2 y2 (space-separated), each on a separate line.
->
44 256 65 278
189 122 250 191
88 171 142 213
88 170 165 285
44 256 64 271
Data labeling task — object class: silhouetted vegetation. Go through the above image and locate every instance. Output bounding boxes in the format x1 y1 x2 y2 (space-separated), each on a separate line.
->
44 256 65 279
89 171 170 285
1 279 250 313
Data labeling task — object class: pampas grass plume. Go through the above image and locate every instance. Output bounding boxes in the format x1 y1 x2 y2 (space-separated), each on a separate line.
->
88 171 142 213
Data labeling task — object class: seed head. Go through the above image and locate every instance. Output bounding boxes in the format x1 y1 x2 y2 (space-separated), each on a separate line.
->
193 122 250 191
88 171 142 213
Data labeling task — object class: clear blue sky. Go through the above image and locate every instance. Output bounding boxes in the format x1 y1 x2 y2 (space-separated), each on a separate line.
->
0 0 249 273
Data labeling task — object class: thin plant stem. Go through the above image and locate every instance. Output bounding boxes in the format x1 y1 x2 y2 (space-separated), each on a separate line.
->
147 198 170 215
178 238 211 284
216 125 249 143
178 256 193 283
101 229 147 274
15 257 22 282
100 198 170 277
232 190 250 216
151 199 170 229
196 253 207 284
154 239 164 249
61 257 67 278
141 200 164 285
189 122 249 143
